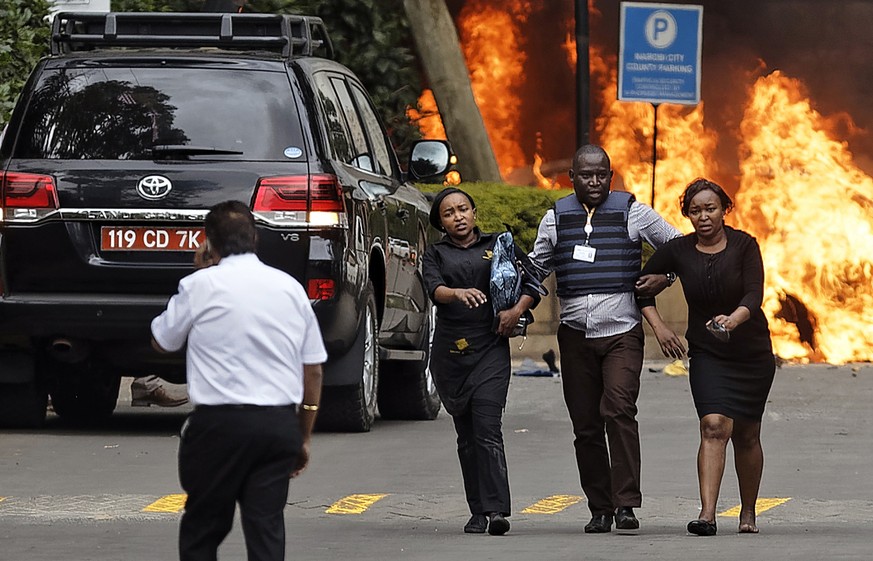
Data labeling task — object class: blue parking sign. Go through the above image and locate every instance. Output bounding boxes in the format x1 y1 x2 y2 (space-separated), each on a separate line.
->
619 2 703 105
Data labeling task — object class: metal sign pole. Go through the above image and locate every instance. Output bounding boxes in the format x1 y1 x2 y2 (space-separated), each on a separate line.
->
651 102 658 208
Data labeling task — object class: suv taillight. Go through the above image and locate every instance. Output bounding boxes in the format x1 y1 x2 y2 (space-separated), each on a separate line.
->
2 172 59 209
252 174 344 215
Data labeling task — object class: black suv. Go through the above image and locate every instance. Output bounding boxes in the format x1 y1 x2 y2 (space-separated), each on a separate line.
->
0 12 450 431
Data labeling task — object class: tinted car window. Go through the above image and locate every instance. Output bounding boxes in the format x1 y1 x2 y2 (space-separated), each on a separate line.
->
350 83 394 177
14 67 304 161
330 77 374 173
312 72 352 164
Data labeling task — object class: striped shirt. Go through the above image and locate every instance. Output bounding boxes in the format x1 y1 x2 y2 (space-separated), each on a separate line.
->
528 199 681 338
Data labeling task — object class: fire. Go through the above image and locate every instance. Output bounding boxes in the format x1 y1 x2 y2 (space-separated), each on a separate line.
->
736 71 873 364
457 0 529 176
588 44 718 229
408 2 872 363
406 89 446 140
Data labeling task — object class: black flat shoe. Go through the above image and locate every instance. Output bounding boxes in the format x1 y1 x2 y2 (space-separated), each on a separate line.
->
687 519 717 536
464 514 487 534
488 513 510 536
615 507 640 530
584 514 613 533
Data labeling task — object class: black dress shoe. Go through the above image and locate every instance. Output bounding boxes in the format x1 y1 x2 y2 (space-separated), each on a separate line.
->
464 514 488 534
615 507 640 530
687 518 717 536
488 513 510 536
584 514 613 533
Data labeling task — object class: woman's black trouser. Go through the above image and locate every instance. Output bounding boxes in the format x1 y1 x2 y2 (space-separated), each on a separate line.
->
452 373 512 516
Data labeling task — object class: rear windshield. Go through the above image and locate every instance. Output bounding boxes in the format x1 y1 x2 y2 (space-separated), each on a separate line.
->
14 66 305 161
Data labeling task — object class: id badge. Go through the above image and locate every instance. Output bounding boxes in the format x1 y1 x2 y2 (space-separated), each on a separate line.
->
573 244 596 263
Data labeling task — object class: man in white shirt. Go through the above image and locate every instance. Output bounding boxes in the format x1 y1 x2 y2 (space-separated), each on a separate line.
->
151 200 326 561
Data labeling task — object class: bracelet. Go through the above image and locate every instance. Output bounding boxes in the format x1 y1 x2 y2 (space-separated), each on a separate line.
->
301 404 319 411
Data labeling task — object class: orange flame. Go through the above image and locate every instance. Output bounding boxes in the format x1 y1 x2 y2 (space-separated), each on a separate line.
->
407 89 446 140
588 44 718 228
457 0 530 176
736 71 873 363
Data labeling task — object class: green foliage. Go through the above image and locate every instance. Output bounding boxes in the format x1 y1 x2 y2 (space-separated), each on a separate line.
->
421 182 573 252
260 0 422 159
112 0 201 11
0 0 51 127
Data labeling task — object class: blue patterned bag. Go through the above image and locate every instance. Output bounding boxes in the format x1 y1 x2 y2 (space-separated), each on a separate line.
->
490 231 521 314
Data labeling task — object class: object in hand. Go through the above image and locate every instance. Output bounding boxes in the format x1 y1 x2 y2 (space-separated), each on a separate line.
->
705 319 730 342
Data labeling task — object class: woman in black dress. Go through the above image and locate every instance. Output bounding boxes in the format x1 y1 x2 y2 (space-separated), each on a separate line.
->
422 187 538 536
637 178 775 536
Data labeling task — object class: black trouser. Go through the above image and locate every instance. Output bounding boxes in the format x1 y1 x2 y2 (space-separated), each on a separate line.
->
178 405 301 561
452 374 512 516
557 323 644 515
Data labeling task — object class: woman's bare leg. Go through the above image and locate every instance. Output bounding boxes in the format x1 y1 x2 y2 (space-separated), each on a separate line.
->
696 414 733 522
732 419 763 533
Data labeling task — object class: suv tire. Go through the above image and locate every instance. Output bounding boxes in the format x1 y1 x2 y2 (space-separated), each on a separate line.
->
47 360 121 424
0 381 48 428
316 281 379 432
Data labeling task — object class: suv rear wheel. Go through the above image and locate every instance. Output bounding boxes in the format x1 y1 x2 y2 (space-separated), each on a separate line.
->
0 381 48 428
316 281 379 432
45 358 121 424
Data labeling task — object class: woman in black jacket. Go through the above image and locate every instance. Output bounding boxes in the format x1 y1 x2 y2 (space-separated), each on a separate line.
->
422 188 539 536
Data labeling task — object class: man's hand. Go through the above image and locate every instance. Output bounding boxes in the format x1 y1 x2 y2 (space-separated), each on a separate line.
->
291 441 310 478
653 325 686 359
635 273 669 298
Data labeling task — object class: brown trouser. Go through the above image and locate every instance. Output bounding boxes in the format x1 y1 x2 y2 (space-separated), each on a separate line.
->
557 322 644 515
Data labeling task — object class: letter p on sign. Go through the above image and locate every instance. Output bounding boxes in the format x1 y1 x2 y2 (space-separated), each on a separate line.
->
646 10 677 48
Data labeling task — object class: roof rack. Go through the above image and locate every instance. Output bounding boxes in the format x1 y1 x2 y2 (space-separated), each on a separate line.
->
50 12 334 60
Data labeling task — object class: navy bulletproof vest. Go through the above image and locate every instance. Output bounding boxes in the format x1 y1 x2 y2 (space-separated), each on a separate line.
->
553 191 641 297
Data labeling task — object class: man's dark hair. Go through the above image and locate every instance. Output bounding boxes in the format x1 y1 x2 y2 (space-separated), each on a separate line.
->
205 200 257 257
680 178 734 217
573 144 611 169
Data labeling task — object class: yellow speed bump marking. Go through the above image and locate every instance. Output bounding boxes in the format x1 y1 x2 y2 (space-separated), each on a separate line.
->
143 494 188 513
718 497 791 517
326 494 389 515
521 495 584 514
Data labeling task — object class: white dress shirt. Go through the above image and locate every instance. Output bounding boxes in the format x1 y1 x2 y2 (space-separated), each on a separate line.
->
528 198 681 338
151 253 327 406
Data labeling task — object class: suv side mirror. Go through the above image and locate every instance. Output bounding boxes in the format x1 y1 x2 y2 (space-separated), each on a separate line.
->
408 140 452 180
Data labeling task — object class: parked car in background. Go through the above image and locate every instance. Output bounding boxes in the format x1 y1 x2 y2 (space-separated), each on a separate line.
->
0 11 451 431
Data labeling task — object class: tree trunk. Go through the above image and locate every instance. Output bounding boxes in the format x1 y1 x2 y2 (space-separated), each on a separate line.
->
402 0 502 182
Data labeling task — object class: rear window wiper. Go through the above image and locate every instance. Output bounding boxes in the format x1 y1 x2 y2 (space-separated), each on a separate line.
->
149 145 244 158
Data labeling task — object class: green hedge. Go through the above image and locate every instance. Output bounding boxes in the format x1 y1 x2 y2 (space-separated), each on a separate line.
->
421 182 656 261
419 182 572 252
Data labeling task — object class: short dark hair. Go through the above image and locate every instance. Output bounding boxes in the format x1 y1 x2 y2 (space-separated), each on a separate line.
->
573 144 611 170
204 200 257 257
680 178 734 217
429 187 476 231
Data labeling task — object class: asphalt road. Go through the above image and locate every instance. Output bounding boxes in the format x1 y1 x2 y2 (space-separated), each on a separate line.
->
1 361 871 561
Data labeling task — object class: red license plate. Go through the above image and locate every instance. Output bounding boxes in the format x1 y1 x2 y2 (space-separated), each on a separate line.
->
101 226 205 251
